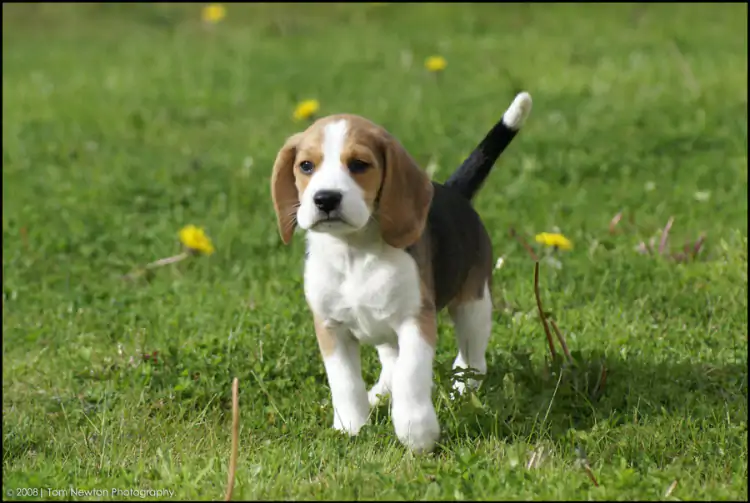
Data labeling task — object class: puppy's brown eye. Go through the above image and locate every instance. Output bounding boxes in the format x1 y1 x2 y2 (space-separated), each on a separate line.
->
299 161 315 174
347 159 370 174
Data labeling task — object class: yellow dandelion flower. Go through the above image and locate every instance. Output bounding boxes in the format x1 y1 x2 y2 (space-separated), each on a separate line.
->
425 55 447 72
293 99 320 121
179 225 215 255
201 4 226 24
535 232 573 251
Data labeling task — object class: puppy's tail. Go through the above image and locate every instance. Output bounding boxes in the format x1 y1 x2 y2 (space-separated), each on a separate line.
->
444 91 532 201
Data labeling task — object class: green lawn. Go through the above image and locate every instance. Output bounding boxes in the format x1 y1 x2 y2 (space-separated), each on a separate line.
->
2 3 747 501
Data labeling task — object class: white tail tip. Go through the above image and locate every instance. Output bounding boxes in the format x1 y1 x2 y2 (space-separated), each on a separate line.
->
502 91 533 130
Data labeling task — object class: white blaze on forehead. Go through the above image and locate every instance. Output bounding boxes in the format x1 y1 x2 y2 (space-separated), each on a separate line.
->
296 117 371 231
321 120 348 172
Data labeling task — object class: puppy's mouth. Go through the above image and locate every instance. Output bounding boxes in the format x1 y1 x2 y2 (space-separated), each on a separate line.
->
310 214 351 229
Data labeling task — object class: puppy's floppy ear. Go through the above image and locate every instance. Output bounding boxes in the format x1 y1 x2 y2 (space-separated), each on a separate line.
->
377 132 434 248
271 133 303 244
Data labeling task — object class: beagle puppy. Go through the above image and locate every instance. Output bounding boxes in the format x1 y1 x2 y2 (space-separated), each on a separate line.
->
270 92 532 453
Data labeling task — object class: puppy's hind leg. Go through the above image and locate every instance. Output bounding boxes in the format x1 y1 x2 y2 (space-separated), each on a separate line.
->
448 282 493 395
368 342 399 407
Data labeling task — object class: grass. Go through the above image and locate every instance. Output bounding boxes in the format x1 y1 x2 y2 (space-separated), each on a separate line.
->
2 3 747 500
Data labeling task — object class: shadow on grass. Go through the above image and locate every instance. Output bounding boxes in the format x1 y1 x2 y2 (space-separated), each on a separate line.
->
436 349 748 444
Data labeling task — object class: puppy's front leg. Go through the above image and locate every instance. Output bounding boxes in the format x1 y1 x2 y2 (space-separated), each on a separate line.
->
390 315 440 453
314 316 370 435
368 342 399 407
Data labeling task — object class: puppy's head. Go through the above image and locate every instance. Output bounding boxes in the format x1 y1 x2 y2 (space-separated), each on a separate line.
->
270 114 433 248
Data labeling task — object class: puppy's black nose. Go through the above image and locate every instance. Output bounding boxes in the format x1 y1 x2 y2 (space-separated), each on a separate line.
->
313 190 343 213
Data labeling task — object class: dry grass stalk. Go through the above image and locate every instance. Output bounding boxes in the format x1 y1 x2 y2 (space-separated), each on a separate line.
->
592 363 608 399
608 211 623 234
549 319 573 365
533 262 557 359
669 40 701 95
690 234 706 258
526 446 545 470
665 479 678 498
510 227 539 261
575 445 600 487
658 216 674 255
635 241 652 255
630 214 706 263
225 377 240 501
526 450 538 470
582 461 600 487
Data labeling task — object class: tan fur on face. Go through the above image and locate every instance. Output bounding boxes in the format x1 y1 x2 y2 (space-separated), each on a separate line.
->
335 115 387 211
295 115 388 208
376 129 434 249
270 132 304 244
270 114 433 248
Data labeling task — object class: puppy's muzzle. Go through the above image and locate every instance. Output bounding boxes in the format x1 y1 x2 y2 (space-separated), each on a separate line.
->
313 190 343 214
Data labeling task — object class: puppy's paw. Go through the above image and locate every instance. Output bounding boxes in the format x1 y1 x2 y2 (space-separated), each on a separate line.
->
332 409 369 436
451 377 481 397
452 379 467 396
367 383 390 407
392 401 440 453
451 363 485 398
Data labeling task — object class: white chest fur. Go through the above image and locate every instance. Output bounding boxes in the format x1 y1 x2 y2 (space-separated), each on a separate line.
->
304 231 422 346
